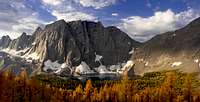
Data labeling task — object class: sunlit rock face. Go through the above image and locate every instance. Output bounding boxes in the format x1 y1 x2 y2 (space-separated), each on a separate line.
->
27 20 140 70
0 20 140 75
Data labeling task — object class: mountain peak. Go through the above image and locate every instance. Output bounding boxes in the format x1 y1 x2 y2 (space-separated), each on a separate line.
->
0 35 11 48
45 19 67 29
2 35 11 39
21 32 27 36
35 27 42 31
32 27 43 38
67 20 103 26
54 19 66 24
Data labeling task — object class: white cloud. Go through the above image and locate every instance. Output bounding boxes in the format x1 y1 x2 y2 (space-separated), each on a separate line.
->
12 13 45 34
112 13 118 16
52 10 96 21
42 0 64 6
119 9 200 42
0 0 106 39
0 0 46 39
0 30 21 39
0 13 45 39
74 0 117 9
175 9 200 28
42 0 97 22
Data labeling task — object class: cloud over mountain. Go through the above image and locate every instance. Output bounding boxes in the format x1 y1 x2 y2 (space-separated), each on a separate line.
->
0 0 45 38
42 0 64 6
74 0 117 9
41 0 97 21
0 0 200 42
119 9 200 42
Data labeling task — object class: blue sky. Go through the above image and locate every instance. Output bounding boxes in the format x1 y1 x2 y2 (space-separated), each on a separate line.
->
1 0 200 42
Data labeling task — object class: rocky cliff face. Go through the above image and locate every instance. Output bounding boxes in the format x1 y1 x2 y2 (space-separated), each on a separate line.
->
8 32 34 51
0 20 140 75
27 20 140 69
0 35 11 48
0 27 42 51
132 17 200 75
32 27 43 39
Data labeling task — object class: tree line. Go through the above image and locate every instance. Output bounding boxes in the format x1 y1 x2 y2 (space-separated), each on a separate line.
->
0 69 200 102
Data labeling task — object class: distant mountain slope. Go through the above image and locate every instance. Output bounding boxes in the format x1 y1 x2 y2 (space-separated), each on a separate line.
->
132 17 200 75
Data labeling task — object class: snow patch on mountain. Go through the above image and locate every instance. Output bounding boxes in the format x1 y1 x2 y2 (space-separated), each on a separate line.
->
171 62 182 67
173 33 176 36
194 59 199 63
44 60 61 71
75 62 95 74
129 48 134 54
61 63 68 68
95 65 108 73
145 61 149 66
1 48 29 57
43 60 71 74
0 48 41 62
23 52 40 60
122 60 134 71
95 53 103 62
1 48 131 75
115 61 135 74
109 64 121 71
32 42 36 46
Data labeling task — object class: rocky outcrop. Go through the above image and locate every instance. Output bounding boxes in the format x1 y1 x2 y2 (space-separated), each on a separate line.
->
122 60 135 77
0 35 11 48
132 17 200 75
8 32 34 51
27 20 140 69
32 27 43 40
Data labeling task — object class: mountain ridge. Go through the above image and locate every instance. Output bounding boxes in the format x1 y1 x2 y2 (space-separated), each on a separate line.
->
132 17 200 75
0 20 140 75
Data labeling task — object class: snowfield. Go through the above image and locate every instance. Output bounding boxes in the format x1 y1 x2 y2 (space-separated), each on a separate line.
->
1 48 133 75
94 65 116 74
75 61 95 74
43 60 70 74
23 52 40 60
109 64 121 71
32 42 36 46
194 59 199 63
129 48 134 54
122 60 134 70
1 48 29 57
117 60 134 74
1 48 40 61
44 60 61 71
171 62 182 67
95 53 103 65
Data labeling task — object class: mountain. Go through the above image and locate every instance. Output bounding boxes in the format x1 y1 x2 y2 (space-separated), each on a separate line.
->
0 20 140 75
8 32 34 51
0 35 11 48
132 17 200 75
28 20 140 74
